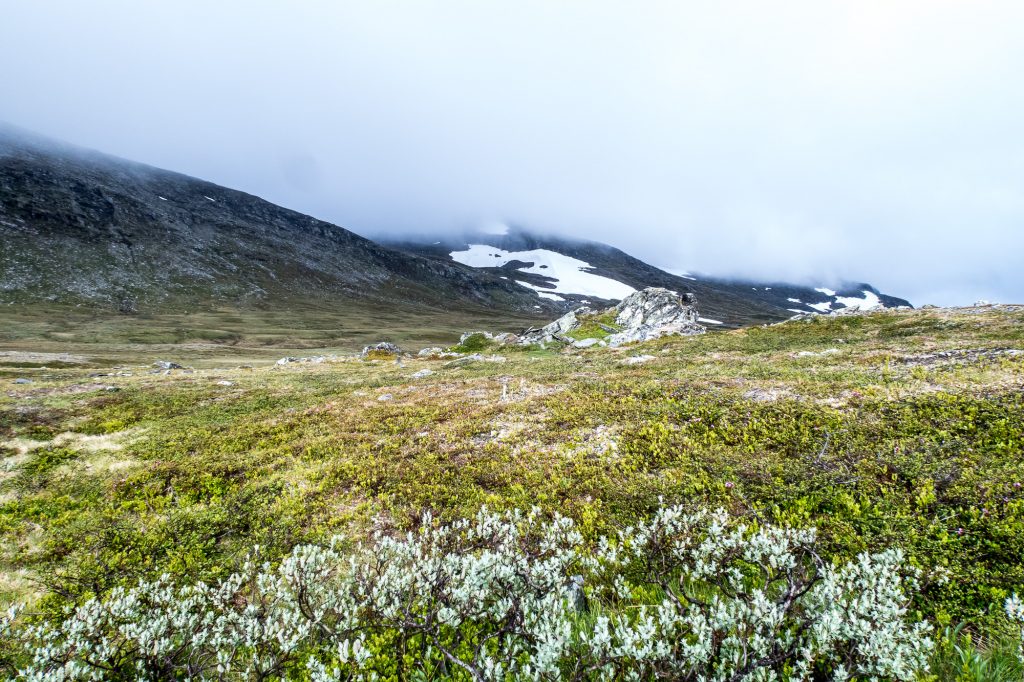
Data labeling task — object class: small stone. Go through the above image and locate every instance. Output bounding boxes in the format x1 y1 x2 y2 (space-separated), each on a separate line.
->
377 393 393 402
153 360 184 370
411 369 434 379
13 378 32 384
216 380 234 386
622 355 656 365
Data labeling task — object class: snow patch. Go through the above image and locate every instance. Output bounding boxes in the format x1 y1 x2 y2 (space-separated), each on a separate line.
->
808 301 833 313
698 317 724 325
203 195 216 202
157 196 167 201
451 244 635 299
815 287 836 296
787 298 802 303
835 290 881 311
515 280 565 302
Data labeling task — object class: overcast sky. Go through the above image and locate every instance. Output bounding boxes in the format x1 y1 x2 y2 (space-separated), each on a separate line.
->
2 1 1022 304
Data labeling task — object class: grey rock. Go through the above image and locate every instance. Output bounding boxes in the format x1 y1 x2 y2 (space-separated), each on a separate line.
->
573 337 603 349
492 332 520 345
13 378 32 384
521 307 591 345
377 393 393 402
418 347 444 357
411 369 434 379
459 331 494 344
153 360 184 370
607 288 705 347
622 355 656 365
444 354 507 367
275 355 328 366
362 342 402 358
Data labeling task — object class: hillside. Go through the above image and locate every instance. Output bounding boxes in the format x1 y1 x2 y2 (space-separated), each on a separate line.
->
1 303 1022 675
0 125 556 321
387 226 912 327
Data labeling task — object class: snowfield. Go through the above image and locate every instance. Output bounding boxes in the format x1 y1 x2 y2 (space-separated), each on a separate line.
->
836 290 882 310
515 280 566 301
450 245 636 300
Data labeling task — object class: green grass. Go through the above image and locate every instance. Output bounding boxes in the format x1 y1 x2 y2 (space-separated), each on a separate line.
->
0 306 1023 679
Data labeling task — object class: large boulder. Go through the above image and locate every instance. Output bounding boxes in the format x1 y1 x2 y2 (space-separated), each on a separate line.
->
606 288 705 346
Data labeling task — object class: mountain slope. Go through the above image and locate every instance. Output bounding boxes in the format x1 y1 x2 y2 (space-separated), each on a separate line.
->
0 125 557 317
386 227 911 327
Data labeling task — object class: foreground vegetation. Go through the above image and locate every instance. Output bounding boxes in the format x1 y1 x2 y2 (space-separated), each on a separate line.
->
1 304 1023 678
4 506 933 680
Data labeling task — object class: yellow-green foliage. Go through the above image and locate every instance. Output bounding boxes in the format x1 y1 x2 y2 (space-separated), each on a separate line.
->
0 306 1022 641
567 310 620 341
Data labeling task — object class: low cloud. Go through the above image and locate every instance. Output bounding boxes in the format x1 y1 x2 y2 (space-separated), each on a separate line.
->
2 1 1022 304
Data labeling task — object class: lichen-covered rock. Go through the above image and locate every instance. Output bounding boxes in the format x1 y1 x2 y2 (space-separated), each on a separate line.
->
362 342 402 359
521 307 592 344
606 288 704 346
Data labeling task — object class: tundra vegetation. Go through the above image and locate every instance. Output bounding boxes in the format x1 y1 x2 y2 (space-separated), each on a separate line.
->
0 305 1023 679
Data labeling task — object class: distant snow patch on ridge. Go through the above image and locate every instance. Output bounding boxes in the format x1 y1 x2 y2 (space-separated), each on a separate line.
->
450 244 636 299
836 290 881 311
815 287 836 297
515 280 565 301
787 298 802 303
698 317 723 325
808 301 833 313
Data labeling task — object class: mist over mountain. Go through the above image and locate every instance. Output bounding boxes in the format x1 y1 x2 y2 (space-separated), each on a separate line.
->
0 126 909 330
0 124 554 318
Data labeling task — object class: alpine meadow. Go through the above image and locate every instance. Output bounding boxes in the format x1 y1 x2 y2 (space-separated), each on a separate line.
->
2 2 1024 680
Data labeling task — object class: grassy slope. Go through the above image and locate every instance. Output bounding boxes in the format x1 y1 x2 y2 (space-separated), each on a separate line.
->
1 306 1023 652
0 302 549 364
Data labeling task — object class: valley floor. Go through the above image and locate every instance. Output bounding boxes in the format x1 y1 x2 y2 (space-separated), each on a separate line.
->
1 304 1023 676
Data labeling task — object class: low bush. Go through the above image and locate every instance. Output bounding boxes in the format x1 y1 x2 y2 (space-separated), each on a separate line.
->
6 505 932 680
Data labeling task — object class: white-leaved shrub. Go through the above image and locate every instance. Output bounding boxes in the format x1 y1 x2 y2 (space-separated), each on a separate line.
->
1007 593 1024 663
8 506 932 680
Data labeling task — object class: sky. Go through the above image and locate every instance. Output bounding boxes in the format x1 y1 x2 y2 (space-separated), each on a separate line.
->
1 1 1022 305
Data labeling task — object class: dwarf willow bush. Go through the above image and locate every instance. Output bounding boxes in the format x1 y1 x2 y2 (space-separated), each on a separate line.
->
8 506 931 681
1007 594 1024 663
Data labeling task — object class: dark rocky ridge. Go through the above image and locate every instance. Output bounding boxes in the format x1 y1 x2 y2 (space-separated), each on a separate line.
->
0 124 557 316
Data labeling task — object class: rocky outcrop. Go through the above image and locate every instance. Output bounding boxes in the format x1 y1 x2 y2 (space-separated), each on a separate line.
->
520 307 592 345
516 288 705 347
606 288 704 346
362 342 402 359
